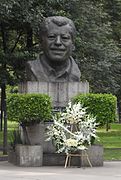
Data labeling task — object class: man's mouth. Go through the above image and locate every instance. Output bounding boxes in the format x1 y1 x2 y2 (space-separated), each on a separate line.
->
51 48 65 51
51 48 65 54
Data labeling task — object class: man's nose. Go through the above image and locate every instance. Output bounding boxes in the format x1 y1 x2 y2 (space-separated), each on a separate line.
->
55 36 62 45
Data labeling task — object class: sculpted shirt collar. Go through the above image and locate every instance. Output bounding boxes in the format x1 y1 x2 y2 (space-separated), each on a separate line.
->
40 54 71 79
26 54 81 82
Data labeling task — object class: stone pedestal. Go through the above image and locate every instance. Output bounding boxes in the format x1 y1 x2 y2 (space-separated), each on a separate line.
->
21 123 45 145
82 145 103 167
44 122 56 153
19 81 89 153
8 145 43 167
8 141 103 167
16 81 103 167
43 145 103 167
19 81 89 107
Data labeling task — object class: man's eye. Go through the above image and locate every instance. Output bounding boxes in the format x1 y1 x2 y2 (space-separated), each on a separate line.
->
48 35 55 39
62 36 71 40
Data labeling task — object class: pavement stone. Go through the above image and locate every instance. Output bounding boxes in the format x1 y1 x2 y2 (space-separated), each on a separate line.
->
0 161 121 180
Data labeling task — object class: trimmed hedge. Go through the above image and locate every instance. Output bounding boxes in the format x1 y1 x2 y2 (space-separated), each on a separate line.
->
7 94 52 125
73 93 117 126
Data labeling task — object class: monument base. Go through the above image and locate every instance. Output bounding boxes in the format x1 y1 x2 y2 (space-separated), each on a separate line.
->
8 145 103 167
43 145 103 167
19 81 89 107
8 145 43 167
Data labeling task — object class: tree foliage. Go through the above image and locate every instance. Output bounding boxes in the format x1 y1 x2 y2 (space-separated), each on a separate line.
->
0 0 121 95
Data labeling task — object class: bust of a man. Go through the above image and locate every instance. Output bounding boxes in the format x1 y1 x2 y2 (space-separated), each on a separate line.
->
25 16 81 82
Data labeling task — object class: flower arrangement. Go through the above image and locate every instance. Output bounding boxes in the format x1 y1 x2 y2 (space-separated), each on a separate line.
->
47 102 99 154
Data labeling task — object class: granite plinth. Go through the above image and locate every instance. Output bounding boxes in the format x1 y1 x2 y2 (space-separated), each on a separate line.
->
43 145 103 167
19 81 89 107
8 145 43 167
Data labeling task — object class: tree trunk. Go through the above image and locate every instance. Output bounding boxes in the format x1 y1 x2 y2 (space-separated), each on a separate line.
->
1 83 8 155
0 90 3 131
117 96 121 123
1 22 8 154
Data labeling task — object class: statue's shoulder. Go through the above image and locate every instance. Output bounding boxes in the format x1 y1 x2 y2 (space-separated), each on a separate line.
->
70 57 81 78
25 55 47 81
27 58 40 66
26 56 43 72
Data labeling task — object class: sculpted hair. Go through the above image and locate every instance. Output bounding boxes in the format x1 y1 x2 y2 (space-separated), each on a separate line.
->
39 16 76 41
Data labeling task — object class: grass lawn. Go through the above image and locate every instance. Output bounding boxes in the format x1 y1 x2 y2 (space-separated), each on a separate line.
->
97 123 121 160
104 149 121 161
0 122 121 161
97 123 121 148
0 121 18 145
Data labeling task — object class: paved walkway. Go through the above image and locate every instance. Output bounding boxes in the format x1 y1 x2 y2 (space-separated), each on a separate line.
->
0 161 121 180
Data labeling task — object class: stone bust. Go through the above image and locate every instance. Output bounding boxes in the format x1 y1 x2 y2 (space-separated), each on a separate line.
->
25 16 81 82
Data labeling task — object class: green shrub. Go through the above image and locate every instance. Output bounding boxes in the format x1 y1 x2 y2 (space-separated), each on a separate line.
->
7 94 52 125
73 93 117 126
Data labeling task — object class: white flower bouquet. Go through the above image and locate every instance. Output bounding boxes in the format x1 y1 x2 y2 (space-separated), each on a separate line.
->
47 102 99 154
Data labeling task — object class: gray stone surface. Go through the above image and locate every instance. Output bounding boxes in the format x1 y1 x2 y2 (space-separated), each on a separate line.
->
8 150 16 165
0 161 121 180
43 145 103 167
82 145 103 167
43 153 80 166
44 122 56 153
8 145 103 167
19 81 89 107
21 123 45 145
15 145 43 167
43 140 56 153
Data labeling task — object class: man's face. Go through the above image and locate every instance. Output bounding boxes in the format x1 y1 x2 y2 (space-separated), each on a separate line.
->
41 23 74 63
